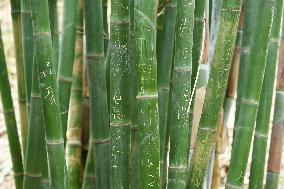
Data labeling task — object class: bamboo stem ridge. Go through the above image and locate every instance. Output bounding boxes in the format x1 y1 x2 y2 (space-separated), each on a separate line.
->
10 0 29 158
265 19 284 189
108 0 131 188
134 1 160 188
30 0 66 188
249 0 284 188
66 0 84 188
186 0 241 187
20 0 34 113
167 0 194 188
57 0 79 141
0 27 24 189
226 0 275 188
48 0 59 70
157 1 177 186
23 61 45 189
84 0 110 187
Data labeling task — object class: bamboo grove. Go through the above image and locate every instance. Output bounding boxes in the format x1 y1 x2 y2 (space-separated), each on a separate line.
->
1 0 284 188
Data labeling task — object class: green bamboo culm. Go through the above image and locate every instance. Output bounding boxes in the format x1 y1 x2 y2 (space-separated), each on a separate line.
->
156 0 165 61
57 0 79 141
48 0 59 70
84 0 110 187
20 0 34 113
103 0 109 54
265 22 284 189
108 0 131 188
30 0 67 188
66 0 84 188
157 1 177 186
249 0 284 188
129 0 139 187
234 0 260 122
167 0 194 188
23 60 45 189
226 0 275 188
134 1 160 188
0 27 24 189
186 0 241 187
82 140 96 189
10 0 29 158
41 145 51 189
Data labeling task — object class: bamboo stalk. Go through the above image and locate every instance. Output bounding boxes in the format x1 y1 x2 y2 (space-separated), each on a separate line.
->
167 0 194 188
82 139 96 189
23 60 45 189
226 0 275 188
48 0 59 70
265 18 284 189
66 0 84 188
10 0 29 158
249 0 284 188
41 145 51 189
30 0 66 188
103 0 109 54
0 26 24 189
84 0 110 187
186 0 241 187
20 0 34 113
134 1 160 188
57 0 79 141
156 0 177 187
108 0 131 188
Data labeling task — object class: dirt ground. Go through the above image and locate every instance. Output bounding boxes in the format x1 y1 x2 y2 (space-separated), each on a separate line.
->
0 1 284 189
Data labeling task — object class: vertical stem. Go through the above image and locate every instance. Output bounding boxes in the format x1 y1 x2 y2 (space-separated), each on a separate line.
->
82 138 96 189
134 1 160 188
186 0 241 187
66 0 84 188
84 0 110 187
103 0 109 55
0 27 24 189
10 0 29 158
48 0 59 71
108 0 131 188
249 0 284 187
21 0 34 113
167 0 194 188
156 0 177 187
57 0 79 141
23 60 45 189
30 0 67 188
226 0 275 187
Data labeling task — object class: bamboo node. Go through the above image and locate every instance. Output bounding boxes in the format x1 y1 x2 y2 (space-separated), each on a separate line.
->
58 75 73 83
136 94 158 100
241 99 259 106
92 138 111 144
46 139 64 145
34 32 51 39
24 172 42 178
110 19 130 25
86 53 105 60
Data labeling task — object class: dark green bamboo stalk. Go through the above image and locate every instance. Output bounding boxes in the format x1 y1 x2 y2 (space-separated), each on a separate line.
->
66 0 83 188
157 1 177 187
249 0 284 188
265 21 284 189
84 0 110 187
10 0 29 158
185 0 241 187
41 145 51 189
30 0 66 188
82 139 96 189
191 0 206 88
57 0 79 141
21 0 34 113
129 0 139 188
108 0 131 188
0 27 24 189
103 0 109 54
48 0 59 70
167 0 194 188
234 0 259 121
156 0 165 61
134 1 160 188
23 60 45 189
226 0 275 188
